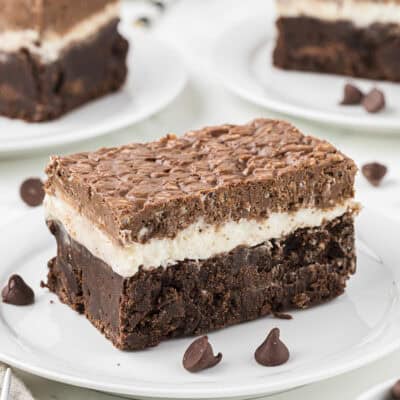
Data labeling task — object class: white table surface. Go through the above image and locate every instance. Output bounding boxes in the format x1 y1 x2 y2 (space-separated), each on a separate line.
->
1 0 400 398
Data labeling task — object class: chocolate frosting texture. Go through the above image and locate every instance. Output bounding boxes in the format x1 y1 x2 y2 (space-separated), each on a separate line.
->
45 119 357 244
0 0 41 32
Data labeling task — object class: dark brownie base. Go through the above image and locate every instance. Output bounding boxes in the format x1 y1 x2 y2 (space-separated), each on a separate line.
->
274 17 400 82
0 19 128 122
45 213 356 350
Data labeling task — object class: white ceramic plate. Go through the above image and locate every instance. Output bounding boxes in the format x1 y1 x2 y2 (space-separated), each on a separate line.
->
0 208 399 399
213 14 400 132
0 28 187 156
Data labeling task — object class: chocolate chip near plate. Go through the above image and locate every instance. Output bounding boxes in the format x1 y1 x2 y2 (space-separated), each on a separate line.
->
183 336 222 372
134 16 151 28
391 380 400 399
362 162 388 187
273 312 293 320
20 178 45 207
2 275 34 306
340 83 364 105
255 327 289 367
362 88 385 113
151 0 166 11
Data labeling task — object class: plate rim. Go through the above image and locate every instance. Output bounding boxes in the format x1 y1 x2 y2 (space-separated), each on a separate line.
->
0 208 399 399
213 15 400 132
0 33 187 155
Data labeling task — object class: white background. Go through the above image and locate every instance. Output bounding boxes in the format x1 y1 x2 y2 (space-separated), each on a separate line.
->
1 0 400 398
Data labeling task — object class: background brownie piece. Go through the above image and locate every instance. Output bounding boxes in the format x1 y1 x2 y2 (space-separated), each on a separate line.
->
274 0 400 81
0 0 118 35
0 0 128 122
0 21 128 122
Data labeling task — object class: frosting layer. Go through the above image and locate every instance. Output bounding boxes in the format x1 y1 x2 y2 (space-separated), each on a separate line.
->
44 195 357 278
45 119 357 245
276 0 400 27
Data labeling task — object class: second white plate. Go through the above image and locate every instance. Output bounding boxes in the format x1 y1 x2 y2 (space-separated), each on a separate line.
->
0 208 399 399
0 29 187 156
213 14 400 132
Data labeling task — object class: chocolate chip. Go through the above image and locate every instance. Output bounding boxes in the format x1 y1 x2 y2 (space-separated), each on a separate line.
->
150 0 165 11
183 336 222 372
255 328 289 366
273 312 293 320
362 162 387 186
362 88 385 113
340 83 364 105
391 380 400 399
134 16 151 28
2 275 34 306
20 178 45 207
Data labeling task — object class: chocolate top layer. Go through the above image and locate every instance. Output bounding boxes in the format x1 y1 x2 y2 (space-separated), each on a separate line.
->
0 0 41 32
45 119 357 244
0 0 117 35
42 0 118 36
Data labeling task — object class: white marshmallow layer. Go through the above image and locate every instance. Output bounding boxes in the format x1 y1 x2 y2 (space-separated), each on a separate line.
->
44 194 355 278
277 0 400 27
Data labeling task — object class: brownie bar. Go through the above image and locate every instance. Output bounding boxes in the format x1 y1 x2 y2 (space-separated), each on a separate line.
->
44 118 359 350
45 119 357 244
0 19 128 122
274 16 400 81
46 212 356 350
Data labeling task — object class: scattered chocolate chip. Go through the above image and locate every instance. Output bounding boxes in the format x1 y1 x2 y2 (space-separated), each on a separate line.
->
20 178 45 207
340 83 364 105
183 336 222 372
151 0 165 11
392 380 400 399
50 300 54 304
2 275 34 306
255 328 290 367
362 88 385 113
134 16 151 28
273 312 293 320
362 162 387 186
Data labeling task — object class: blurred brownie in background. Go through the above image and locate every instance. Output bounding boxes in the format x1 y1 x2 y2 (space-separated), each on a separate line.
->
0 0 128 122
273 0 400 82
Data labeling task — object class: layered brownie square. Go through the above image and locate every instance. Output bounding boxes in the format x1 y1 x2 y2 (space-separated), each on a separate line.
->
274 0 400 82
44 119 359 350
0 0 128 122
